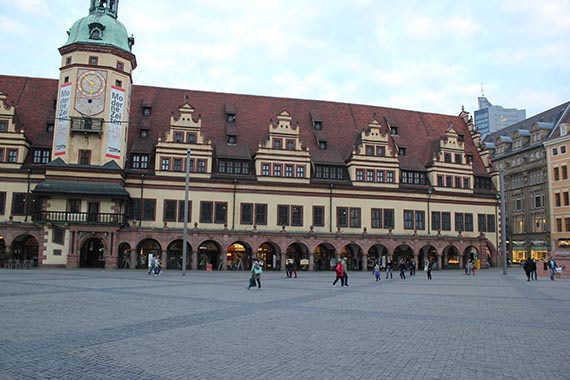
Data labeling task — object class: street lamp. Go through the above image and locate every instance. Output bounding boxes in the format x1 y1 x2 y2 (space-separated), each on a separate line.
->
499 169 507 275
427 186 432 234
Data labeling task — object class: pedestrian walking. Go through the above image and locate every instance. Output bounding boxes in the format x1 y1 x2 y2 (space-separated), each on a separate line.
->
341 258 349 287
148 255 156 275
373 263 381 282
247 260 263 289
523 257 533 281
426 259 433 280
385 259 393 279
548 258 557 281
409 258 416 276
332 261 345 287
287 259 297 278
531 259 537 280
399 259 407 280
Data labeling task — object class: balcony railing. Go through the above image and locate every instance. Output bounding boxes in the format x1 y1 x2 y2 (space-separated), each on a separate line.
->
32 211 127 225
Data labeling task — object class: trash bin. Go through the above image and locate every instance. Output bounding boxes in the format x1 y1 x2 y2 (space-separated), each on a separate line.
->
475 259 481 269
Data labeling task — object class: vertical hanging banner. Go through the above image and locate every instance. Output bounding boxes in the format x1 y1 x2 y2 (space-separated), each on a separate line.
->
106 86 125 159
54 82 72 157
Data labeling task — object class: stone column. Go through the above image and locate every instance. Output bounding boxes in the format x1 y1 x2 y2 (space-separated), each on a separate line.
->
129 249 136 270
437 254 443 270
281 251 287 271
309 251 314 271
459 255 464 271
362 253 368 271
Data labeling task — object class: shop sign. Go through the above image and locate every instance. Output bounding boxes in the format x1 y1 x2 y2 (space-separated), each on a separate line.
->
558 239 570 248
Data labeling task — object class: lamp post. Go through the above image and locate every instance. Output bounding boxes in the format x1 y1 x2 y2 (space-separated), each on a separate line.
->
500 169 507 275
182 148 191 276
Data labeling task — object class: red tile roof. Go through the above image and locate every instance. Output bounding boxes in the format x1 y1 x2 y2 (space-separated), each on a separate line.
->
0 74 488 176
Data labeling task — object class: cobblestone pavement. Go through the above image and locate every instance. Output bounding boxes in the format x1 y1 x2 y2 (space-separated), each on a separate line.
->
1 267 569 380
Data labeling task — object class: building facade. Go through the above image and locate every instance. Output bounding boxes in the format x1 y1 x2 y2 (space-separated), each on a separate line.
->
544 113 570 278
475 96 526 137
0 0 501 272
484 102 570 266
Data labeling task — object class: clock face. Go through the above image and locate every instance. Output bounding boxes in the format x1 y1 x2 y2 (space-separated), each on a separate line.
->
78 70 106 97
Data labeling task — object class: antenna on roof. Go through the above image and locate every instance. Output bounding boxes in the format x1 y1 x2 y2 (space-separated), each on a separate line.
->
481 83 484 97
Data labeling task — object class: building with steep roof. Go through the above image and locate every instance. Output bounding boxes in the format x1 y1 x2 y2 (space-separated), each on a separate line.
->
483 101 570 266
0 0 501 271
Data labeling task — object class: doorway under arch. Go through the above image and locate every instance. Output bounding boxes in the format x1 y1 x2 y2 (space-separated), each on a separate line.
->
198 240 222 270
257 242 280 270
118 242 131 269
80 237 105 268
136 239 162 269
226 241 252 270
314 243 336 271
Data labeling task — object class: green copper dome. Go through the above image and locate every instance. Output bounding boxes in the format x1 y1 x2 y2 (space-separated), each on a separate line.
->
62 0 134 53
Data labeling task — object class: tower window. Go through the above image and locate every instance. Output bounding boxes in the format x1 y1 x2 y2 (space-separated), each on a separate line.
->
116 61 124 71
66 57 72 65
115 79 122 88
89 56 98 65
90 29 102 40
64 76 69 83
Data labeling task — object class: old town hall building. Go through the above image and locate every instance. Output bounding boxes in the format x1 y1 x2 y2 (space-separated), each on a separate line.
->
0 0 501 272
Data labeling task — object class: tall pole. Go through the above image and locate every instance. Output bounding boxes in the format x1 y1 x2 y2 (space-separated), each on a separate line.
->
500 169 507 275
182 148 191 276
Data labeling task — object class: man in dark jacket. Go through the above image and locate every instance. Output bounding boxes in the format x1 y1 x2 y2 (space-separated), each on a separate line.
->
523 258 533 281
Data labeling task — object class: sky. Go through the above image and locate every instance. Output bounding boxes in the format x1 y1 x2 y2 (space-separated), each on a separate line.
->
0 0 569 118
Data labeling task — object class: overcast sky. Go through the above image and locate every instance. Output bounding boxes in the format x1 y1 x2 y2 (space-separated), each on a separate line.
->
0 0 568 118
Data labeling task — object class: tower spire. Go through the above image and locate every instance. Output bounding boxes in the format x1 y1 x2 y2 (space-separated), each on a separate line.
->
89 0 119 19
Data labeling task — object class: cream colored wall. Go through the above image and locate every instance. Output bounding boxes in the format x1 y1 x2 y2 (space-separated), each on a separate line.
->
546 137 570 253
42 226 69 266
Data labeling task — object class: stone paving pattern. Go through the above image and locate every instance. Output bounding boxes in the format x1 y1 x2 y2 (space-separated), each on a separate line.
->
1 267 569 380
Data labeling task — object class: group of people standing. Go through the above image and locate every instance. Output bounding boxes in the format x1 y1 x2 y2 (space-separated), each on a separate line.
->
332 258 350 287
524 257 560 281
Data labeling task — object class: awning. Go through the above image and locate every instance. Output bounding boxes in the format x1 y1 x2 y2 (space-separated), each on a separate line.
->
33 180 130 198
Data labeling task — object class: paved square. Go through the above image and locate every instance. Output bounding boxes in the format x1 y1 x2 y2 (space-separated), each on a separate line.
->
1 267 569 380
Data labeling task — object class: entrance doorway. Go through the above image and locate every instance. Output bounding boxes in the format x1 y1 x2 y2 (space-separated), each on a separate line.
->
80 237 105 268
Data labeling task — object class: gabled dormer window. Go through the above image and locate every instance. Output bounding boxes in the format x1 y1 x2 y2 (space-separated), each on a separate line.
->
226 113 236 123
142 107 152 116
390 126 398 135
0 120 7 131
314 121 322 130
174 132 183 142
399 147 406 156
319 141 327 150
88 22 105 40
273 138 282 150
227 135 236 145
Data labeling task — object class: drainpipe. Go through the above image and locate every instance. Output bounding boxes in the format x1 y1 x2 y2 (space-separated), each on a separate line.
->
232 178 237 230
139 174 144 227
329 184 333 233
25 168 31 222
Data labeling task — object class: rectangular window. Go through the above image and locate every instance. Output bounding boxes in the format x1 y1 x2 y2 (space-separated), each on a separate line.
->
278 205 290 226
200 201 213 223
296 166 305 178
285 165 294 177
262 163 270 176
564 192 569 206
463 177 470 189
52 227 65 245
214 202 227 224
566 217 570 232
487 215 496 233
464 213 473 232
442 212 451 231
273 138 282 150
8 149 18 163
356 169 364 182
404 210 414 229
478 214 486 232
173 158 182 172
116 61 124 70
556 218 563 232
415 211 425 230
444 153 452 163
241 203 253 225
455 213 464 232
78 150 90 165
132 154 149 169
337 207 348 228
164 200 177 222
350 208 361 228
273 164 282 177
455 154 462 164
174 132 183 142
455 177 461 188
115 79 122 88
384 209 395 229
371 208 382 228
89 56 98 65
11 193 27 215
563 166 568 180
255 204 267 225
554 167 560 181
33 149 51 164
0 192 5 215
386 171 394 183
556 193 561 207
437 175 444 187
313 206 325 227
291 205 303 226
376 170 384 183
67 199 81 213
446 176 453 188
0 147 4 162
186 133 196 143
177 200 191 222
161 157 170 171
432 212 441 231
197 160 206 173
142 199 156 221
286 139 295 150
366 170 374 182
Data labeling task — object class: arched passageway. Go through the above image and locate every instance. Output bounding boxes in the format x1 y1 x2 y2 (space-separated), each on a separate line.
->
80 237 105 268
314 243 336 271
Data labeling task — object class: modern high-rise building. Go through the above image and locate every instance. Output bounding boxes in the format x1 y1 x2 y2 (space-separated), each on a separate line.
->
474 96 526 136
0 0 502 272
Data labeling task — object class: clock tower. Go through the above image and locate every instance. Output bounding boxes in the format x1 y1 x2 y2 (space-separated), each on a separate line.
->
54 0 136 169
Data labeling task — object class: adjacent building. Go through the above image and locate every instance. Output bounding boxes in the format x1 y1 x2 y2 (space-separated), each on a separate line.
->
475 96 526 136
483 102 570 268
0 0 501 272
